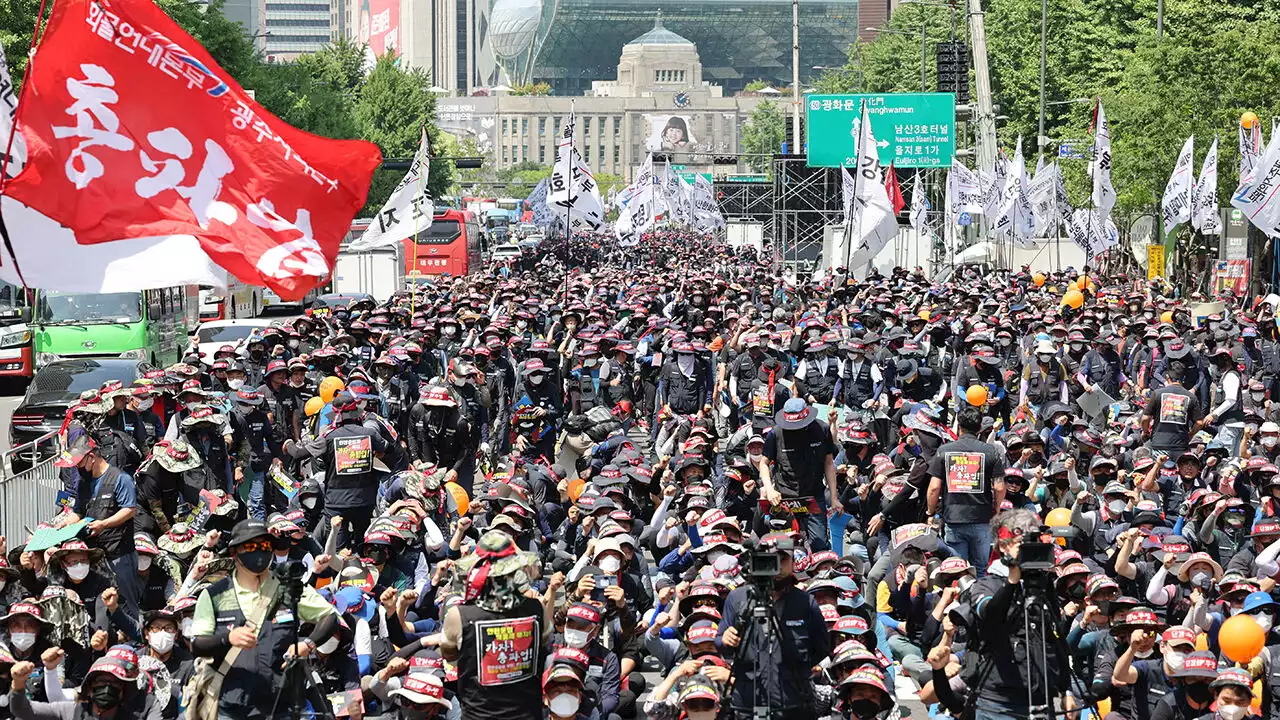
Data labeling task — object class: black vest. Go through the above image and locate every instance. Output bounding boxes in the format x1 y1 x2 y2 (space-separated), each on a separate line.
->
78 465 133 558
842 360 875 407
455 599 544 720
803 358 840 404
1026 361 1065 405
205 577 294 719
772 423 829 498
323 422 381 509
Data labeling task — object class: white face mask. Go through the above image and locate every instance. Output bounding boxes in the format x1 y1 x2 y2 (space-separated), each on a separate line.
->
10 632 36 652
1163 649 1186 672
529 374 546 386
1252 393 1267 403
149 631 176 654
548 693 580 717
65 563 90 582
1107 500 1127 516
317 636 340 654
227 378 245 390
563 628 592 649
706 550 725 564
748 452 762 464
598 556 622 574
182 618 195 639
687 712 718 720
136 397 155 411
302 496 318 509
1217 705 1247 720
1252 612 1273 634
137 556 152 572
1133 647 1154 659
1264 437 1278 448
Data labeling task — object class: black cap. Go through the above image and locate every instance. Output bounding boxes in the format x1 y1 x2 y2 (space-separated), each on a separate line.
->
228 519 271 547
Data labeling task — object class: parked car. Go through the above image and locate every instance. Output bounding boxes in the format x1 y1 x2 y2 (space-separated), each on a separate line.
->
9 358 151 471
312 293 375 311
194 318 278 365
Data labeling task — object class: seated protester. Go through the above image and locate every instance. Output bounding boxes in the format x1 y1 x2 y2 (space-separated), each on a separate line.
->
542 662 601 720
1199 668 1255 720
2 602 90 705
138 608 194 720
387 672 453 720
549 603 621 719
47 540 139 643
7 652 156 720
134 533 178 614
833 666 894 720
1106 607 1172 720
644 670 726 720
1148 650 1219 720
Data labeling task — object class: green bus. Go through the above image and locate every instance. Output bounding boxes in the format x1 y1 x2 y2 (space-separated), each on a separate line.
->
33 286 199 369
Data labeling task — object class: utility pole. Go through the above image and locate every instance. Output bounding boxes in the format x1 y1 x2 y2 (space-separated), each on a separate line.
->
1037 0 1047 165
1157 0 1163 37
792 0 802 152
967 0 997 177
920 21 928 92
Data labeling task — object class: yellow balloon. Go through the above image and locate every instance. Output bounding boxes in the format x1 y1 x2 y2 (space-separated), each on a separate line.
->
304 396 325 417
965 385 989 406
918 309 931 321
1160 311 1173 324
1062 289 1085 309
319 376 345 404
1033 273 1046 287
1045 507 1072 527
1242 111 1260 129
1076 276 1089 291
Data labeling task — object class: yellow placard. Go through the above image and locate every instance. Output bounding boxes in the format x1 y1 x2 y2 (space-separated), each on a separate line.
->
1147 244 1166 280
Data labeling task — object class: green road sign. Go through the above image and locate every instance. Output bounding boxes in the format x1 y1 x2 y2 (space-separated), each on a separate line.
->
677 171 713 183
805 93 956 168
723 173 770 183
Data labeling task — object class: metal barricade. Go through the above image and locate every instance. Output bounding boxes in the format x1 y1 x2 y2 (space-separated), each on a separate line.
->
0 430 62 538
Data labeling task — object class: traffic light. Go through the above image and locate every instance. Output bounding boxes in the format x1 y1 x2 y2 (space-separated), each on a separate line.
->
935 42 970 104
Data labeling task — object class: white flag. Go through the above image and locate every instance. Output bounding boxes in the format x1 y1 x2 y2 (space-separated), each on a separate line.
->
1028 161 1062 236
349 129 432 250
845 104 900 269
945 162 983 225
1240 120 1263 184
841 167 856 228
548 113 605 229
625 154 658 235
1091 101 1116 221
1161 135 1195 230
1192 137 1220 235
1231 130 1280 236
692 175 725 232
0 40 221 292
909 172 934 241
979 157 1006 220
994 137 1035 243
1068 208 1118 258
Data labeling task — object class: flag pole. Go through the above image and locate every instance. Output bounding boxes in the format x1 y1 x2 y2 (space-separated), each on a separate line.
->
844 100 867 271
411 126 427 317
562 102 575 306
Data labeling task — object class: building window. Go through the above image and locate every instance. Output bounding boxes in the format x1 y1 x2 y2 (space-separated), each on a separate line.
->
614 145 620 164
502 118 509 135
539 144 546 164
599 146 605 167
522 145 528 161
522 119 529 135
613 116 622 134
584 117 592 135
538 118 546 136
554 118 562 137
503 145 509 163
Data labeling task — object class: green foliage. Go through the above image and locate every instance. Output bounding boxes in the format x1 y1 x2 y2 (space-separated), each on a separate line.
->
744 79 772 92
815 0 1280 221
508 82 552 96
741 101 785 172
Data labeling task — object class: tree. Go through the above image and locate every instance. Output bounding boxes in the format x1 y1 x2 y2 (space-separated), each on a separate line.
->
355 53 453 213
509 82 552 96
743 79 772 92
741 101 785 172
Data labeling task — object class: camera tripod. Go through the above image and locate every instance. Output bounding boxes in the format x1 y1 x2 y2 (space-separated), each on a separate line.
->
729 581 791 720
962 573 1095 720
268 562 335 720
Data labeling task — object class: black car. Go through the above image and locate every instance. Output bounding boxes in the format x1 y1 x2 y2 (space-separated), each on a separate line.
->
9 358 151 471
313 293 375 310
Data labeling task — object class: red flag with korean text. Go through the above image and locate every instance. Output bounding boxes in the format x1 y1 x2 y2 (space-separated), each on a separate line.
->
884 163 905 215
2 0 382 299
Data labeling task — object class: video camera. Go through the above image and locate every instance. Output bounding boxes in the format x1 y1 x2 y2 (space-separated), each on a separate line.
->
742 536 795 580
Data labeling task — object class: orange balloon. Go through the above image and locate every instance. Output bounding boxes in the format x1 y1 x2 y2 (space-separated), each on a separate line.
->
1242 111 1260 129
1076 276 1088 290
1033 273 1046 287
1219 614 1266 663
445 481 470 516
965 385 988 407
1194 632 1208 652
567 478 586 502
1045 507 1072 527
1063 289 1085 309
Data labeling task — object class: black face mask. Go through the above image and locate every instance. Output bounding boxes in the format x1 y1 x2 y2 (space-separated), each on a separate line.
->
1065 583 1086 602
845 698 882 720
1184 681 1212 704
90 683 124 709
237 550 272 574
366 547 389 565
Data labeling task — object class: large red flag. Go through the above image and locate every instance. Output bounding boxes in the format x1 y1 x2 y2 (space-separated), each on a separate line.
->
3 0 383 299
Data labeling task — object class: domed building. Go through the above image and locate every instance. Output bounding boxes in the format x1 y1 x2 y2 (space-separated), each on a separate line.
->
435 14 769 181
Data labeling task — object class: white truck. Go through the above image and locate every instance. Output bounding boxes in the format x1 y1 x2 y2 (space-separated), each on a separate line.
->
332 244 404 302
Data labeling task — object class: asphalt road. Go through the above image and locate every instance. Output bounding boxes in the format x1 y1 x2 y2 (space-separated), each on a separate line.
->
0 389 23 457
